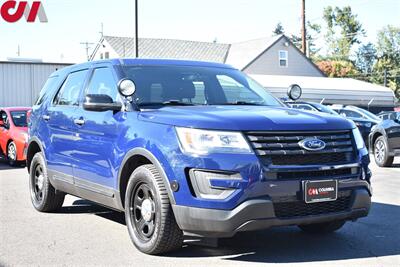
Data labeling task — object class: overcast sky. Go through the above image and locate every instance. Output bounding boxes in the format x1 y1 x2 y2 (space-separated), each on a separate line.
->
0 0 398 63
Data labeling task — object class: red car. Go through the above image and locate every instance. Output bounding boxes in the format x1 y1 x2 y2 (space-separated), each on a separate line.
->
0 107 31 166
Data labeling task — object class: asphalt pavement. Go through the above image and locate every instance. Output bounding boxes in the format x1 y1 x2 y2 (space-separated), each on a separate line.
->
1 157 399 267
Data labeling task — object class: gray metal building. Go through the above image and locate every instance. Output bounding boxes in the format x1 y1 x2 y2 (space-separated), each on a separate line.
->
0 61 70 107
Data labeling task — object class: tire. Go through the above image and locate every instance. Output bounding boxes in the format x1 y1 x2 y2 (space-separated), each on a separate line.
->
374 136 394 167
124 164 183 255
298 220 346 234
7 141 17 167
29 152 65 212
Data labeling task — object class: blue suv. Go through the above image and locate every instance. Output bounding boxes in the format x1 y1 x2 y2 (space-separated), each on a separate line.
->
27 59 372 255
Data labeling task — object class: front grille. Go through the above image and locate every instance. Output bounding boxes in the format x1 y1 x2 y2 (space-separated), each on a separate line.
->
246 131 356 166
273 191 352 219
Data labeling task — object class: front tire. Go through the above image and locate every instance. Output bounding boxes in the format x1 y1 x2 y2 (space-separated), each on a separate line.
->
125 164 183 255
298 220 346 234
7 141 17 167
29 152 65 212
374 136 394 167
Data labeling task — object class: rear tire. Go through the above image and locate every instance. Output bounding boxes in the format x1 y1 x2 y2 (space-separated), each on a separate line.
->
298 220 346 234
29 152 65 212
124 164 183 255
374 136 394 167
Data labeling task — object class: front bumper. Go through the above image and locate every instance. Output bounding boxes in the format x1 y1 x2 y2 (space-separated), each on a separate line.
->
173 188 371 237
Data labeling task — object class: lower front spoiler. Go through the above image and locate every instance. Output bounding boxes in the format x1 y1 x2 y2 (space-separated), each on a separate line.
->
172 188 371 238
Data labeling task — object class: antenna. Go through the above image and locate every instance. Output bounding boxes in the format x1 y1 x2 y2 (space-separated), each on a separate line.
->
80 41 95 61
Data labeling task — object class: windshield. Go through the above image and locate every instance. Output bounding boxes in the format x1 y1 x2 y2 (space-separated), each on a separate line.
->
351 107 381 121
122 66 282 108
11 111 28 127
313 103 339 115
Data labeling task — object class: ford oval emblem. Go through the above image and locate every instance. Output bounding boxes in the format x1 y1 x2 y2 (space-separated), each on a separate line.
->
299 138 326 151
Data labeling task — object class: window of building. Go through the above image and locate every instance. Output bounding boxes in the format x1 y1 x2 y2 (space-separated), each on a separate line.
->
100 53 104 59
105 52 110 59
54 70 88 106
279 50 288 67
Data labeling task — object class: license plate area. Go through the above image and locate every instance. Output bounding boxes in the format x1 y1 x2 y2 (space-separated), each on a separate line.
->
304 180 338 204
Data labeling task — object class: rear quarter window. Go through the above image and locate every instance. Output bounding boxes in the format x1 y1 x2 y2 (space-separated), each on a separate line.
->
35 76 59 106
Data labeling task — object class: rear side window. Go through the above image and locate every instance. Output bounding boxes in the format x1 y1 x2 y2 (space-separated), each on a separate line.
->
54 70 88 106
86 68 119 102
35 76 58 106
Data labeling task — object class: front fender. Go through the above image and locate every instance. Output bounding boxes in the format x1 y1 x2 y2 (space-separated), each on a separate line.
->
117 147 176 207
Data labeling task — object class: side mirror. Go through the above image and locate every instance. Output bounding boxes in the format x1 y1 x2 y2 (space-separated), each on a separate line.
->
118 79 136 97
83 94 122 112
287 84 302 101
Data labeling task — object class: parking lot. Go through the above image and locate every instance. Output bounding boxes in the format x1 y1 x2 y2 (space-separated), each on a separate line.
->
0 157 399 267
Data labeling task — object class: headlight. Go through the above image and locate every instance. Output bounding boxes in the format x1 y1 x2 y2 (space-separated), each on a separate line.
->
176 127 252 155
355 122 371 128
352 127 365 150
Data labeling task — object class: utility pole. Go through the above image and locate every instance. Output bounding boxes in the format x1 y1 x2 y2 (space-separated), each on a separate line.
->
17 45 20 57
135 0 139 58
301 0 307 55
80 41 95 61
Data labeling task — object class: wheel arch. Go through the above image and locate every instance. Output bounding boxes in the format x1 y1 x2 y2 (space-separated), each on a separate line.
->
371 131 385 150
117 148 176 209
26 137 45 173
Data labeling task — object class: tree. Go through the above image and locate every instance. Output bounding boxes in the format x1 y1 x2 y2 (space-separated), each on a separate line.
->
323 6 365 59
371 25 400 93
316 60 359 78
272 22 285 36
285 22 322 59
356 43 376 75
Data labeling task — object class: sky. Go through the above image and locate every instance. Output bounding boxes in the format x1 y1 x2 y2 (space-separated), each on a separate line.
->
0 0 399 63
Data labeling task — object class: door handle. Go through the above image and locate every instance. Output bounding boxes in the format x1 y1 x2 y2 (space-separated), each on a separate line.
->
74 119 85 126
42 115 50 121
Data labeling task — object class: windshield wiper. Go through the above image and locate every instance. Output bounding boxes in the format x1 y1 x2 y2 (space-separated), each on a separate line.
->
138 100 195 108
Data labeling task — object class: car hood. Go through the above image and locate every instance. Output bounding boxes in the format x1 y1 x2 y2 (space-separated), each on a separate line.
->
138 106 354 131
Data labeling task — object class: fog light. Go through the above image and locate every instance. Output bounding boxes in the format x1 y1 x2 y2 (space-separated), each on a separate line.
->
189 170 242 200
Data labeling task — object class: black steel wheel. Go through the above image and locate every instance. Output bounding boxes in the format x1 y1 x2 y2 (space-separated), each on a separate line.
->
125 164 183 255
29 152 65 212
131 183 156 241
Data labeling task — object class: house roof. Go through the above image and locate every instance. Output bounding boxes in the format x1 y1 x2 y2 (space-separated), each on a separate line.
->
95 35 287 69
225 35 283 70
94 35 322 75
103 36 230 63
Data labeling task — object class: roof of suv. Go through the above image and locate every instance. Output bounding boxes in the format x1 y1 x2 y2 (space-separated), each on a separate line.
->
53 58 235 77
